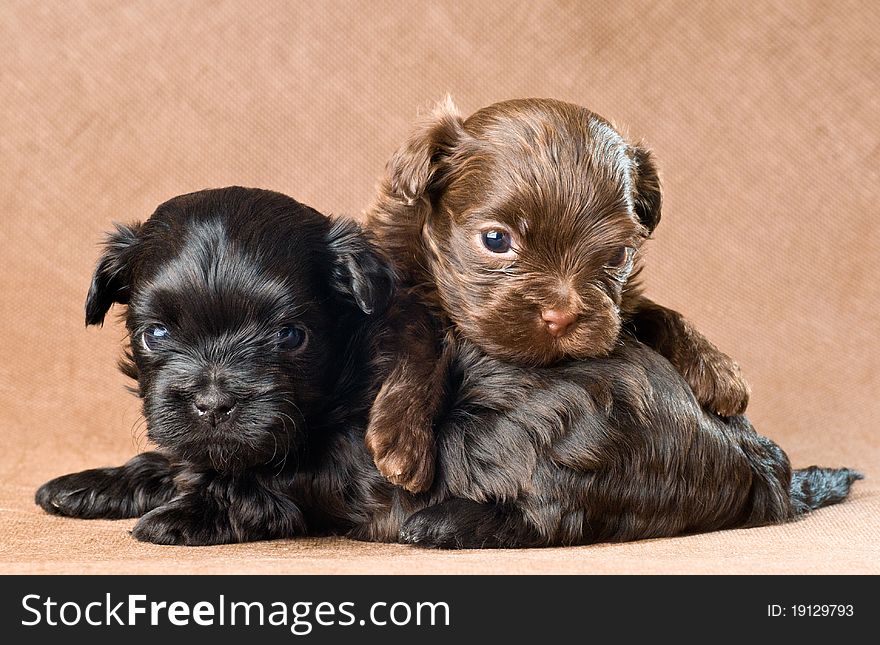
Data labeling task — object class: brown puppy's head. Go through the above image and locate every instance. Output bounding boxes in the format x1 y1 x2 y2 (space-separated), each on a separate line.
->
382 97 661 365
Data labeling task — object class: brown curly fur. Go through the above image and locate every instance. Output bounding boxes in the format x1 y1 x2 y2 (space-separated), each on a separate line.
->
365 97 749 492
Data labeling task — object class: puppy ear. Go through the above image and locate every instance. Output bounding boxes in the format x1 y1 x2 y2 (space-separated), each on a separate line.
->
387 95 467 204
326 218 396 315
629 145 662 233
85 222 143 326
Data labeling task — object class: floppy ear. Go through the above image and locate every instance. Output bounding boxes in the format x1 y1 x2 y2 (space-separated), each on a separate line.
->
629 145 662 233
326 218 396 315
387 95 467 204
85 222 143 326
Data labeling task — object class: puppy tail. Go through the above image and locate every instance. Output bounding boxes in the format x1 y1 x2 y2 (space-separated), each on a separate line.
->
789 466 863 515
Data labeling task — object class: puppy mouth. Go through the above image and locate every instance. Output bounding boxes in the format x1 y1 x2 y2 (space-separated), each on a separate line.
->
540 320 581 341
193 411 237 431
147 407 290 471
482 317 615 366
172 425 284 473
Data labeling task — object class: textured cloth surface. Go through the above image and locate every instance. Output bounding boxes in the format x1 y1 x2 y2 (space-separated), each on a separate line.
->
1 0 877 574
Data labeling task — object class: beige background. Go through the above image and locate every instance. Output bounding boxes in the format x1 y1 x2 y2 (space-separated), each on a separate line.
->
1 0 877 573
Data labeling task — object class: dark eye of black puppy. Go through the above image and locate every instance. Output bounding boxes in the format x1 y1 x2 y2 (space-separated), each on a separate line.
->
142 324 169 351
277 325 307 351
481 229 512 253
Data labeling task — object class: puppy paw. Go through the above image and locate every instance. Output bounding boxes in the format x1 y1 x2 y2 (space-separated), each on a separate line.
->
35 470 134 519
399 505 466 549
132 504 226 546
399 499 532 549
685 351 750 417
36 477 91 518
366 395 437 493
367 429 436 494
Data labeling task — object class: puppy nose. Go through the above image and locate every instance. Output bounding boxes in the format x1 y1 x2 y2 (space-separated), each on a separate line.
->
193 389 237 424
541 309 578 338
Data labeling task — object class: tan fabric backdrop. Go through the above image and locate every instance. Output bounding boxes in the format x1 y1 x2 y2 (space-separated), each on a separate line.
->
1 0 877 573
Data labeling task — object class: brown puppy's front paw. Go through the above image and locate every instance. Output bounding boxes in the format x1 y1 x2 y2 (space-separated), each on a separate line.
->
685 350 750 417
365 419 436 494
366 364 442 493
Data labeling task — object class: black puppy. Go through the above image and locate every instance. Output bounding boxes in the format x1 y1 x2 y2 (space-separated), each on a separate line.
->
397 337 862 547
36 187 399 544
37 187 860 547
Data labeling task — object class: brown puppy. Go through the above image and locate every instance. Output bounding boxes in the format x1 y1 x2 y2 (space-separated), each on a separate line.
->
366 97 749 492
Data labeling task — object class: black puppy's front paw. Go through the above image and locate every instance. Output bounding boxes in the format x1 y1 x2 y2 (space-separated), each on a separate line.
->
132 504 228 546
36 470 134 519
36 476 91 518
35 453 176 520
399 505 463 549
400 498 538 549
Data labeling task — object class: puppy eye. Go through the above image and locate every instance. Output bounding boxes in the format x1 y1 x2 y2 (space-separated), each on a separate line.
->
142 325 169 352
278 326 307 351
605 246 636 281
481 229 512 254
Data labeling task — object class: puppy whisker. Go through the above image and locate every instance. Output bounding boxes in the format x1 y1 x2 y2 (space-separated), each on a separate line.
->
279 398 308 432
129 416 149 452
481 264 518 275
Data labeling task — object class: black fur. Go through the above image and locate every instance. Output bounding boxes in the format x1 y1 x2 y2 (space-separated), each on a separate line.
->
789 466 863 515
397 340 861 547
36 452 177 519
39 187 397 544
36 187 860 547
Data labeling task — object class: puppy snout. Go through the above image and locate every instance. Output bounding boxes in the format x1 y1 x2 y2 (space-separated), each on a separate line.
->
193 388 237 425
541 308 578 338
